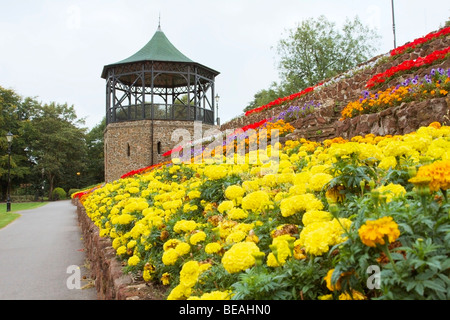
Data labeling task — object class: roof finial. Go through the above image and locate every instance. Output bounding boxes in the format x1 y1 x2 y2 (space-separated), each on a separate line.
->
157 13 161 31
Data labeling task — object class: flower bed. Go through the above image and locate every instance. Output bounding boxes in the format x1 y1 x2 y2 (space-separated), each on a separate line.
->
80 121 450 300
390 26 450 57
366 47 450 88
341 68 449 120
245 86 318 116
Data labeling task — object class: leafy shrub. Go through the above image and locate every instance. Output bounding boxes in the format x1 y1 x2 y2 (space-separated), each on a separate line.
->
52 187 67 200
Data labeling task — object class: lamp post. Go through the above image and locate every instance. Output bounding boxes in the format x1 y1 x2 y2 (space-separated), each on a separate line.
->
76 172 81 189
6 132 13 212
391 0 397 49
215 94 220 126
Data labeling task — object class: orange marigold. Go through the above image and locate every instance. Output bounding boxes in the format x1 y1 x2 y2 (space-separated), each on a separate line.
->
358 216 400 247
414 160 450 192
428 121 441 129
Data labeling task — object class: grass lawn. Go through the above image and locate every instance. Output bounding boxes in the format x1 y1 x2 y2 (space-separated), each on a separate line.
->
0 202 48 229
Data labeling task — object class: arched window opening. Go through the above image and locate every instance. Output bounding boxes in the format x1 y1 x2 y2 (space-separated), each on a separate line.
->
157 141 162 155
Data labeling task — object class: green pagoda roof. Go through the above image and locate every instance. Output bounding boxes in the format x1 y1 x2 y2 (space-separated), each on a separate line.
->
115 27 194 64
101 26 219 80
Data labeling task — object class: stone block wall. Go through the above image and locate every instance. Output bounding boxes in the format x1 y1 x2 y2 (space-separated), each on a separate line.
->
74 198 167 300
104 120 217 182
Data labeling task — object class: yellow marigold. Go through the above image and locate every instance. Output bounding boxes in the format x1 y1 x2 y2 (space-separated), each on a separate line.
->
179 260 200 288
163 239 181 251
338 290 366 300
302 210 333 226
225 230 247 244
318 294 333 300
280 193 323 217
414 160 450 191
299 222 332 256
267 235 294 267
299 218 350 256
218 200 234 213
162 248 179 265
374 183 406 202
112 213 135 225
116 245 127 255
161 272 170 285
204 165 228 180
127 255 140 266
143 269 152 282
175 242 191 256
205 242 222 254
187 190 201 199
225 185 245 200
408 176 432 187
358 216 400 247
112 237 123 250
308 173 333 192
191 290 232 300
378 156 397 171
221 241 261 273
189 231 206 245
241 190 271 212
227 207 248 220
173 219 197 233
126 239 137 249
167 284 191 300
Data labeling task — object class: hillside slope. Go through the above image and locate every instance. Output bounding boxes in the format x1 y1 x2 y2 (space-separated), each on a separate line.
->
221 26 450 141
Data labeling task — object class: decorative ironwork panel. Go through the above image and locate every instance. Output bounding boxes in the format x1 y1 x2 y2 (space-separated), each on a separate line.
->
105 60 217 124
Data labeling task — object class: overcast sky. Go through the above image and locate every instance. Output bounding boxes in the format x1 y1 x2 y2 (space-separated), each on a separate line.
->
1 0 449 129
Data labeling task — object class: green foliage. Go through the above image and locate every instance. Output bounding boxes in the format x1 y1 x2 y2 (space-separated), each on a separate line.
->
231 256 329 300
199 174 242 204
328 153 377 195
52 187 67 200
0 85 105 201
276 15 380 92
331 183 450 300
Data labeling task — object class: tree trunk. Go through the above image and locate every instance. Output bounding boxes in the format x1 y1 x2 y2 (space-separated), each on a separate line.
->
48 174 55 200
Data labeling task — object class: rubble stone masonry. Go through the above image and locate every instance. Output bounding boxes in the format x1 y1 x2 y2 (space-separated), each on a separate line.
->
104 120 217 182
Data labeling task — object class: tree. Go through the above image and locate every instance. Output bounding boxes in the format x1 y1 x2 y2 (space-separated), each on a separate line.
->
25 102 87 199
0 86 35 200
276 15 380 93
83 118 106 185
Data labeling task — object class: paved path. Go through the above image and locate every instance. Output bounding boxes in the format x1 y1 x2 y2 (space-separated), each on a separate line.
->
0 200 97 300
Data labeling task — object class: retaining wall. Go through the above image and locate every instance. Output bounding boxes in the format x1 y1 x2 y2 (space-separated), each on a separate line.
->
74 198 167 300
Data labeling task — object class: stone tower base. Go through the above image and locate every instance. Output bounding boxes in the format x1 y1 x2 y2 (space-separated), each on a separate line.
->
104 120 218 182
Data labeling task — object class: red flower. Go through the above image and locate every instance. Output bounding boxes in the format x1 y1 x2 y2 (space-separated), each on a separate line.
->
367 46 450 88
391 26 450 56
244 84 318 116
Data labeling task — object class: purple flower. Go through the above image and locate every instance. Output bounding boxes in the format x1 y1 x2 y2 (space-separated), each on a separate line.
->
430 68 436 76
437 68 444 75
362 90 370 99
